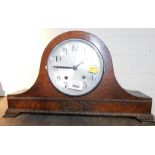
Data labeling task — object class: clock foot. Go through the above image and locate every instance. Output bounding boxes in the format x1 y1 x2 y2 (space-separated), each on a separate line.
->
136 114 155 125
3 109 21 118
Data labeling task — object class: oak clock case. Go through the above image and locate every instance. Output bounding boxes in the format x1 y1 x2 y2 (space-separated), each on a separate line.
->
4 31 155 123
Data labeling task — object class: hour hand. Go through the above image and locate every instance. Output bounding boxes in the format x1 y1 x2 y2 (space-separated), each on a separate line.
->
52 65 73 69
76 61 84 68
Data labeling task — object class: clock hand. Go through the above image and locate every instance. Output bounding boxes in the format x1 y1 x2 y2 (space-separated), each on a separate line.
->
75 61 84 68
53 61 84 70
53 66 74 69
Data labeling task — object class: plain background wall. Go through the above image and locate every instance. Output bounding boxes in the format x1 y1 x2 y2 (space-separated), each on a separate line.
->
0 28 155 114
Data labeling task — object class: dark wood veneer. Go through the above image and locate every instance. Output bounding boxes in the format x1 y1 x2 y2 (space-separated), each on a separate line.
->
4 31 154 123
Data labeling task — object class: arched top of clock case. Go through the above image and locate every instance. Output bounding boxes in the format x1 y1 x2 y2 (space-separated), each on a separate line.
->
9 31 151 101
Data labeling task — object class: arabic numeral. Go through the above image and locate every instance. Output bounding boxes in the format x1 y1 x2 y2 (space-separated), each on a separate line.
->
72 45 78 51
55 56 61 62
63 48 67 54
57 75 61 81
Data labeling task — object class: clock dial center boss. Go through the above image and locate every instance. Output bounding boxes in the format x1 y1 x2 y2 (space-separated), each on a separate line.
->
47 39 104 96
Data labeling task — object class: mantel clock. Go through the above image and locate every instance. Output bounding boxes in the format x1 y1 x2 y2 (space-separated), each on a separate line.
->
4 31 155 123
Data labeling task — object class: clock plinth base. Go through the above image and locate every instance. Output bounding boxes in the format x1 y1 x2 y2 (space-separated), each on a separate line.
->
4 108 155 124
4 96 155 124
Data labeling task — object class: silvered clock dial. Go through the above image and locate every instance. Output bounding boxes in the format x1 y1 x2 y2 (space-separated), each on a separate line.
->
47 39 104 96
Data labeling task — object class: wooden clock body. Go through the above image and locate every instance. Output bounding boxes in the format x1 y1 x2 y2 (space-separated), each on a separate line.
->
4 31 154 123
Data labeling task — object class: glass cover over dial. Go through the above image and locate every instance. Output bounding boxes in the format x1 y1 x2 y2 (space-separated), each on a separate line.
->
47 39 104 96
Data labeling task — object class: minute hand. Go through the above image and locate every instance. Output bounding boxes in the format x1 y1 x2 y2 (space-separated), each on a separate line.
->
53 66 74 69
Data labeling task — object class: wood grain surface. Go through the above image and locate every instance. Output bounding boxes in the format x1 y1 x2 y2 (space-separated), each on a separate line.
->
1 97 155 126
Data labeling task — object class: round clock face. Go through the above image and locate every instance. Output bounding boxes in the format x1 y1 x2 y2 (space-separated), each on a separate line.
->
47 39 104 96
